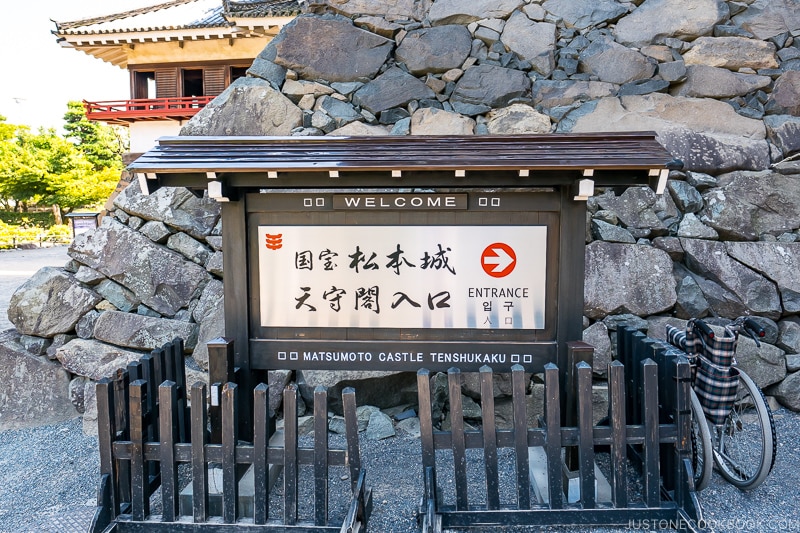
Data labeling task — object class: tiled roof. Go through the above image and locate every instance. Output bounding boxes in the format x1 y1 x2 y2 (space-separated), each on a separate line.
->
54 0 300 36
224 0 301 18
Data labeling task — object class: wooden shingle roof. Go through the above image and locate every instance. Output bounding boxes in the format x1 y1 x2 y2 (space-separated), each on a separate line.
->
130 133 680 194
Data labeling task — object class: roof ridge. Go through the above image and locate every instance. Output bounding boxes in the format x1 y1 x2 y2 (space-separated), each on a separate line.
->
54 0 201 31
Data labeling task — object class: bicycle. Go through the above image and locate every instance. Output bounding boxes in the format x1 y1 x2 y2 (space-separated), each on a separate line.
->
666 317 777 491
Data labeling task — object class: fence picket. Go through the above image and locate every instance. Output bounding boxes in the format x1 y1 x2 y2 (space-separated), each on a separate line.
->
283 384 298 525
608 361 628 508
479 366 500 510
543 363 563 509
511 364 530 509
96 379 118 519
159 381 179 521
190 382 208 523
314 386 328 526
448 368 468 511
342 387 361 492
222 382 238 524
129 380 149 520
641 358 661 507
253 383 270 525
417 369 435 475
114 370 131 506
576 361 595 509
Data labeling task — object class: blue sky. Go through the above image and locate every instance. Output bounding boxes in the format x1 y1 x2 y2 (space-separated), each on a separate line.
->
1 1 155 131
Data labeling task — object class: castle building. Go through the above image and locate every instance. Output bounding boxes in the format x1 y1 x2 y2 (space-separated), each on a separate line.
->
52 0 299 152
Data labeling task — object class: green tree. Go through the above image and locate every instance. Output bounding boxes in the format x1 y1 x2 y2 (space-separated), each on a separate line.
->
63 101 127 170
0 124 47 211
0 114 20 141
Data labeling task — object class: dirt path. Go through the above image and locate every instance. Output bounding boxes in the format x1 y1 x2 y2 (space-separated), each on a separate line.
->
0 246 71 331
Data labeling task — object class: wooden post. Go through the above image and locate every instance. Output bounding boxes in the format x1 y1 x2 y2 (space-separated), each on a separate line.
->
608 361 628 509
253 383 271 525
95 379 118 519
511 364 530 509
221 383 239 524
314 386 329 526
543 363 563 509
448 368 468 511
190 383 209 523
479 366 500 510
283 385 298 526
129 380 149 520
159 381 179 522
641 359 660 507
208 338 235 443
576 361 595 509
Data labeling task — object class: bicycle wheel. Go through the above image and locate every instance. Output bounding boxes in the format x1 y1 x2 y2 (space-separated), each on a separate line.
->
690 389 713 491
711 370 776 490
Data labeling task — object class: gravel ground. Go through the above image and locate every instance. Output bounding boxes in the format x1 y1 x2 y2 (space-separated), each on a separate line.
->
1 408 799 533
0 246 71 331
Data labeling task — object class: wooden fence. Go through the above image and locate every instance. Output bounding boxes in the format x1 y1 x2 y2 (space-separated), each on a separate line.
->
90 339 371 532
416 354 701 531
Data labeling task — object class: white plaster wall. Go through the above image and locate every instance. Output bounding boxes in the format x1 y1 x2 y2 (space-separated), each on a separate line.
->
130 121 185 153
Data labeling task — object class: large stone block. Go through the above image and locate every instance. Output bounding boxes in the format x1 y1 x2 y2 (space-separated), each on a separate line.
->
310 0 431 21
595 187 666 236
734 336 786 389
771 370 800 411
670 65 771 98
699 170 800 240
181 78 303 136
725 242 800 313
93 310 199 351
69 218 210 317
353 66 436 115
541 0 628 30
579 37 656 85
584 242 677 319
682 36 778 70
191 280 225 370
532 80 617 110
562 94 769 173
764 115 800 157
486 104 551 134
395 25 472 75
409 108 475 135
681 238 782 319
7 267 101 338
500 12 556 77
113 181 220 239
451 64 531 114
614 0 727 48
766 71 800 117
732 0 800 40
272 15 394 83
0 331 76 430
428 0 523 25
56 338 145 381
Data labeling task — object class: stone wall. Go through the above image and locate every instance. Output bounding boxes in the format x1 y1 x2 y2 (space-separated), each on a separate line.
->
4 0 800 429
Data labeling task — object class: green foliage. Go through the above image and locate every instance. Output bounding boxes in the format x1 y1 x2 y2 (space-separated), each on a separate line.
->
63 101 128 170
0 107 123 214
0 217 70 249
0 210 54 226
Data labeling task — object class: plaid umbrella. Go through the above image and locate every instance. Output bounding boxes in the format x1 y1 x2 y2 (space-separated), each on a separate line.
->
666 320 740 426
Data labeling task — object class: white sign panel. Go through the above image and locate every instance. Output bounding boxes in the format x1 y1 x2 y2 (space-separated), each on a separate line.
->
258 226 547 330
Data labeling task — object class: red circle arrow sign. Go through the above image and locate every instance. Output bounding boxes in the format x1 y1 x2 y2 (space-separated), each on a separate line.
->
481 242 517 278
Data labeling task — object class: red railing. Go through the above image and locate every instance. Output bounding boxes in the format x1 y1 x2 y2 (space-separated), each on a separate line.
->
83 96 215 124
